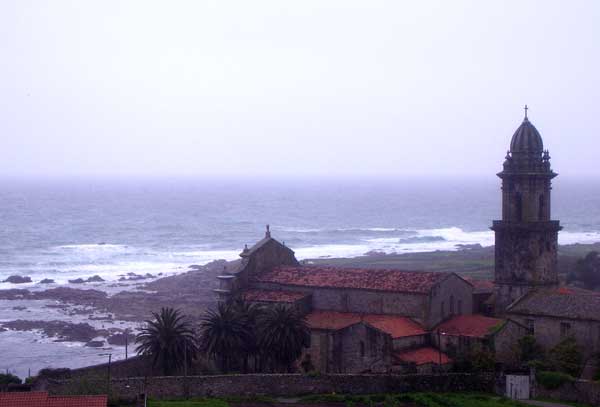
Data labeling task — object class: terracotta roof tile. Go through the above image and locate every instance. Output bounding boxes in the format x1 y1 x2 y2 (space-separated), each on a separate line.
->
508 287 600 321
255 266 449 294
242 289 309 303
0 392 48 407
46 395 108 407
465 278 495 294
394 347 452 366
305 311 426 338
0 392 107 407
436 314 504 338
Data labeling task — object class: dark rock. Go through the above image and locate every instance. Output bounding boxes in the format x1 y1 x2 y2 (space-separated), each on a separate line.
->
68 278 86 284
39 278 55 284
11 306 27 311
2 275 32 284
2 320 100 342
86 275 104 283
0 289 31 300
85 340 104 348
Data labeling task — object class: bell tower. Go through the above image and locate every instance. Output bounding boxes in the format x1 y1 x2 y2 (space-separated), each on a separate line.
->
492 106 561 313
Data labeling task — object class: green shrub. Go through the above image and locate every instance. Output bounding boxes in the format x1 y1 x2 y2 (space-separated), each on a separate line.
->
537 370 574 389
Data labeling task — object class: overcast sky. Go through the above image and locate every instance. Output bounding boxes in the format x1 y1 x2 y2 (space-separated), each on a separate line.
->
1 1 598 179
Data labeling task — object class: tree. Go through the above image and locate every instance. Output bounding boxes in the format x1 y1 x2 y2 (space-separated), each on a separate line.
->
515 335 545 366
574 251 600 289
231 299 265 372
0 373 21 386
135 307 198 376
199 302 252 373
258 305 310 372
547 337 583 377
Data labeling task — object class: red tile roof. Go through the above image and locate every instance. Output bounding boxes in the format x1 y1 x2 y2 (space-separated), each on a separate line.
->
255 266 449 294
242 289 308 303
305 311 426 338
436 314 504 338
46 395 108 407
394 347 452 366
0 392 48 407
0 392 107 407
465 278 495 293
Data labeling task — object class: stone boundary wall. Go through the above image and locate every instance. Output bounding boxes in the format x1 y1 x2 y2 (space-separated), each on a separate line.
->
44 373 494 401
535 379 600 406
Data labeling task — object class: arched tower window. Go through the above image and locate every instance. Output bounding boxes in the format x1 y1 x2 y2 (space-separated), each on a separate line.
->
515 192 523 221
539 194 545 220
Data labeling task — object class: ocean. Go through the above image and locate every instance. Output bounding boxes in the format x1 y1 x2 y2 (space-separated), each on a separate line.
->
2 176 600 378
2 176 600 287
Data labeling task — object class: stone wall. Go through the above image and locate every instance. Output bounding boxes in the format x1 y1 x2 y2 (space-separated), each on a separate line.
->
43 373 495 401
428 274 473 328
535 378 600 406
334 323 391 373
509 314 600 359
254 282 428 321
493 319 530 365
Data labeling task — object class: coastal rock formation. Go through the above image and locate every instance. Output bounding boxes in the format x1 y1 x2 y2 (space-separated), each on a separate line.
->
2 275 32 284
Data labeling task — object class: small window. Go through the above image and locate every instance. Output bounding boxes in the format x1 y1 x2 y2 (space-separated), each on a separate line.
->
450 295 455 315
359 341 365 357
441 301 446 318
560 322 571 338
526 319 535 334
458 300 463 315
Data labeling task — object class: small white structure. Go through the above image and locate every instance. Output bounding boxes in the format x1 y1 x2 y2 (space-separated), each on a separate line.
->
506 374 530 400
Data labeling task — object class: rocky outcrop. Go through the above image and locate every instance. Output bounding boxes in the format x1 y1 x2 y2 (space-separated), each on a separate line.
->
2 275 32 284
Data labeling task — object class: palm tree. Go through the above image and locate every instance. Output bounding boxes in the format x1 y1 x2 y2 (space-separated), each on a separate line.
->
258 305 310 372
231 299 265 372
199 302 253 373
135 307 198 376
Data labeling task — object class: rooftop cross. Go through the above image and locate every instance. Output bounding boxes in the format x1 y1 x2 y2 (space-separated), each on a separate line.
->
524 104 529 119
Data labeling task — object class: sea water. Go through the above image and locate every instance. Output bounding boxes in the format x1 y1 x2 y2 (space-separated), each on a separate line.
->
1 176 600 287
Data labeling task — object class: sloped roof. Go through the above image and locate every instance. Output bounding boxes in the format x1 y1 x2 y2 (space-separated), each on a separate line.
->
465 278 495 294
507 287 600 322
436 314 504 338
46 395 107 407
241 289 309 303
0 392 48 407
305 311 426 338
394 347 452 366
0 392 107 407
254 266 451 294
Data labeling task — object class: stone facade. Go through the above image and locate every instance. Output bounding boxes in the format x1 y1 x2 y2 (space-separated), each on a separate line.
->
492 113 560 314
509 314 600 359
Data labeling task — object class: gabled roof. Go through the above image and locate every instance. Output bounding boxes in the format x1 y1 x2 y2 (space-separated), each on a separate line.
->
254 266 452 294
394 347 452 366
0 392 107 407
241 289 309 303
436 314 504 338
305 311 426 338
507 287 600 322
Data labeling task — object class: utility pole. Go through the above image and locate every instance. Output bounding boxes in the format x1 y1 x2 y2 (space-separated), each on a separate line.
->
99 353 112 396
437 329 442 374
125 331 128 360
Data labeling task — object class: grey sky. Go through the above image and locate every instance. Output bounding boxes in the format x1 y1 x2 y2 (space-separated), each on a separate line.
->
1 1 598 178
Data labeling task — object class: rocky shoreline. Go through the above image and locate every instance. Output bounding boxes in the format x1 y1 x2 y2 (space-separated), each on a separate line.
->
1 241 598 352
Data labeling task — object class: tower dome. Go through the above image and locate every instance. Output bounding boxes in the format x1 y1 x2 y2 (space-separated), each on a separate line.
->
509 106 543 154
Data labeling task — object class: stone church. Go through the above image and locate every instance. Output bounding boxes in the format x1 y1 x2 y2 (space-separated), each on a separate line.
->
215 108 600 374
